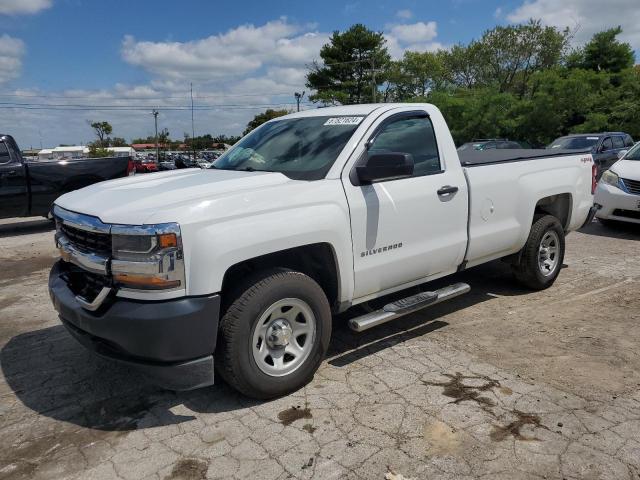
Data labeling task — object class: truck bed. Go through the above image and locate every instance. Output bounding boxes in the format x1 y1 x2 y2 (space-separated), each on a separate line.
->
459 148 590 166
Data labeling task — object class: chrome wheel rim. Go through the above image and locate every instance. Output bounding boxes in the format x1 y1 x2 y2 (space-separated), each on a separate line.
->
251 298 316 377
538 230 560 277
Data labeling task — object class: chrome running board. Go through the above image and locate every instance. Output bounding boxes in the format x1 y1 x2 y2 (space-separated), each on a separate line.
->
348 282 470 332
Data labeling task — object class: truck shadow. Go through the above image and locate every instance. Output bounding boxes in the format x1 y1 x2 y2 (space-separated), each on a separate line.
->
0 218 54 238
579 219 640 240
0 261 531 433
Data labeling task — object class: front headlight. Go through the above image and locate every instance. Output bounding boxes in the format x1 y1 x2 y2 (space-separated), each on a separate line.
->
110 223 185 291
600 170 622 189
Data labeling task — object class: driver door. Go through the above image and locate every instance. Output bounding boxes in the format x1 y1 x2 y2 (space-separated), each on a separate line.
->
342 109 468 300
0 141 28 219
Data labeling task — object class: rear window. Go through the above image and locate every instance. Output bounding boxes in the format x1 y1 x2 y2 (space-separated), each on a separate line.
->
548 136 599 149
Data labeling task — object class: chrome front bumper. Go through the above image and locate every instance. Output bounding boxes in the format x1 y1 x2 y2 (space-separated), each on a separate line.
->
53 205 186 310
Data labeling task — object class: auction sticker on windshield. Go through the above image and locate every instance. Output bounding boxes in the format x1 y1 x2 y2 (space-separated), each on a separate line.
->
324 117 364 126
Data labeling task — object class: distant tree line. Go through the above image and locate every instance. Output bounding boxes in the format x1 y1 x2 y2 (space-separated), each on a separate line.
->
303 21 638 146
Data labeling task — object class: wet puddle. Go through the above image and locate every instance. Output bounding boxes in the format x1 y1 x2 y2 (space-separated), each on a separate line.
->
278 404 312 426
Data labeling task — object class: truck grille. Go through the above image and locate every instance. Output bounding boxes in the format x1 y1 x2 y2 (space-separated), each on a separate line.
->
62 263 111 302
621 178 640 195
60 223 112 255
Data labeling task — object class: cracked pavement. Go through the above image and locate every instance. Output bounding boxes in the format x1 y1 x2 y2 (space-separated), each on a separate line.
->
1 217 639 479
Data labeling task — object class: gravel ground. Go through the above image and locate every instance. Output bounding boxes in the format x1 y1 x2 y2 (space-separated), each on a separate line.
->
0 217 639 480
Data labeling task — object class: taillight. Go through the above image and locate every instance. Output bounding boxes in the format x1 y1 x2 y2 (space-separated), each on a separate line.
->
127 158 136 176
591 164 597 194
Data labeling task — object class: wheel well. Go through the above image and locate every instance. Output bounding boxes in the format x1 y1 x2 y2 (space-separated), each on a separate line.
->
534 193 572 230
221 243 340 311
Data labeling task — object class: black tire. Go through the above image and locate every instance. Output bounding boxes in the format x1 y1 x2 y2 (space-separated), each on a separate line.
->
512 215 565 290
216 268 331 399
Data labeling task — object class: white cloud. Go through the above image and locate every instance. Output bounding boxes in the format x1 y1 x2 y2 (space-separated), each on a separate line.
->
388 21 438 44
494 7 503 19
0 34 25 83
0 0 51 15
396 9 413 20
506 0 640 51
122 18 328 81
384 21 442 58
8 17 448 147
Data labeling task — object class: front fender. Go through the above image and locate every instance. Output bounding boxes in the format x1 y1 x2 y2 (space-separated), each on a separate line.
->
182 202 354 304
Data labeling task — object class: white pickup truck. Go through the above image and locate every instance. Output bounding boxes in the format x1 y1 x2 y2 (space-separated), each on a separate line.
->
49 103 597 399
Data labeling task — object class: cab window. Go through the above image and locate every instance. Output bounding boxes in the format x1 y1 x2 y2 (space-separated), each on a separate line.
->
601 137 613 151
0 142 12 165
612 136 624 149
369 115 441 177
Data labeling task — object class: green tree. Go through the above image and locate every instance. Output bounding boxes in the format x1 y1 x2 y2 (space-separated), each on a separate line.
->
90 121 113 147
473 20 569 95
158 128 170 146
389 50 448 100
579 27 635 72
212 134 241 145
243 109 289 135
110 137 128 147
87 144 112 157
306 24 390 104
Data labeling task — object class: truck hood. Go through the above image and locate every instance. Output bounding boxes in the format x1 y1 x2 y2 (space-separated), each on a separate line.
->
55 168 293 225
611 159 640 180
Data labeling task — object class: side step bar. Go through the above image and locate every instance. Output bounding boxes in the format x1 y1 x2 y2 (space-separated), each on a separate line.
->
348 282 470 332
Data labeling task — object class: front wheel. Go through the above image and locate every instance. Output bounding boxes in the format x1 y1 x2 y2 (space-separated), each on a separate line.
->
512 215 565 290
216 268 331 399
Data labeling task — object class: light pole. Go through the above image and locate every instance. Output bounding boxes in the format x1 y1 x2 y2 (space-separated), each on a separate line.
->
294 91 305 112
152 109 159 160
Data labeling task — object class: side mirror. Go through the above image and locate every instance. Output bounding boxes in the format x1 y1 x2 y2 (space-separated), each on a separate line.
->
355 152 414 184
617 149 628 160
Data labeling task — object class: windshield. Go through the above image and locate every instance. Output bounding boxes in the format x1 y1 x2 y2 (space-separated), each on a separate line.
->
457 143 485 151
211 116 363 180
548 136 599 150
624 142 640 161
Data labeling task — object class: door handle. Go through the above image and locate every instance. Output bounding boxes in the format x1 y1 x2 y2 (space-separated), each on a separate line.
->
437 185 459 196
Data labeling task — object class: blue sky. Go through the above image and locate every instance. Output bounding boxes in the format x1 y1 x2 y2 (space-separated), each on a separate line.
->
1 0 638 148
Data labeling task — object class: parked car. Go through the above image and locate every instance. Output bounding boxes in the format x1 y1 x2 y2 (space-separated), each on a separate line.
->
594 142 640 225
158 160 177 171
0 134 135 220
134 158 158 173
457 139 527 151
49 103 596 399
547 133 634 178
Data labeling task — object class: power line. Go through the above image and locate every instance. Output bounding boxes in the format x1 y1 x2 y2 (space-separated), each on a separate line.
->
0 101 312 111
0 91 303 100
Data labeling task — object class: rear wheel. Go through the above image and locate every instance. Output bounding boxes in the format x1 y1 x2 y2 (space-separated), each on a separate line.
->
512 215 565 290
216 268 331 399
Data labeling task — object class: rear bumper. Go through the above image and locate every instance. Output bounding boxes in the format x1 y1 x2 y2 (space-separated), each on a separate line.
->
49 260 220 390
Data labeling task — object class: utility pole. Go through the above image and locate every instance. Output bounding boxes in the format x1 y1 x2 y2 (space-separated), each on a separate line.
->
152 109 159 160
370 57 376 103
294 91 305 112
190 83 196 161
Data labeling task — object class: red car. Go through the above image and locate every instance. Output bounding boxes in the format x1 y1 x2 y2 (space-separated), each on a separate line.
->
134 158 158 173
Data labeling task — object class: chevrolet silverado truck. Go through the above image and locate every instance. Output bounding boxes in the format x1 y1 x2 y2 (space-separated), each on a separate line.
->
0 134 135 220
48 104 597 399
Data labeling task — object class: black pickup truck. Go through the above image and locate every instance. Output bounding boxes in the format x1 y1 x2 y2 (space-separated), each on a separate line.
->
0 134 135 219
